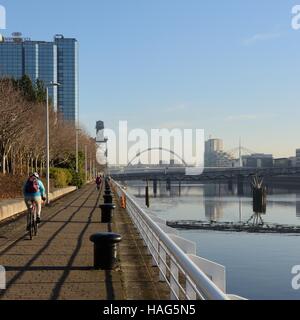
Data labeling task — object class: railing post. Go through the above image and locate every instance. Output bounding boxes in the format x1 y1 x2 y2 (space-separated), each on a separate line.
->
159 245 167 282
146 228 152 255
170 260 179 300
152 237 158 267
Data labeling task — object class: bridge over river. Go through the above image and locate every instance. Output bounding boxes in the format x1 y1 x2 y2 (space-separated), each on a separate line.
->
110 166 300 182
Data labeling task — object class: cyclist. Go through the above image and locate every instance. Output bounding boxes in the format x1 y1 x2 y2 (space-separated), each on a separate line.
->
23 172 46 225
95 176 102 190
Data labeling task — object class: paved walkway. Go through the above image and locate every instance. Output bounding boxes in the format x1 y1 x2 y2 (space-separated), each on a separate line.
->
0 184 169 300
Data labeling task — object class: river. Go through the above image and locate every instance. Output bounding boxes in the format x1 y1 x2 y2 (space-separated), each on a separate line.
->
126 181 300 300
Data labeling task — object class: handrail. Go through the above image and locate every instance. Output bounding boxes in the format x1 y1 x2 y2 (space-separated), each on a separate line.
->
112 180 239 300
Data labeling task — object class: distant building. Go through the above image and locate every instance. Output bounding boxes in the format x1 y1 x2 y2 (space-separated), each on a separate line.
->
296 149 300 166
0 33 79 122
289 157 297 167
274 158 292 168
242 154 273 168
205 138 235 168
205 139 223 153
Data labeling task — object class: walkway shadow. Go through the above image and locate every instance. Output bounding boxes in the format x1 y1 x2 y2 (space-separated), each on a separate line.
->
5 266 94 271
1 184 118 301
0 187 95 298
51 185 116 300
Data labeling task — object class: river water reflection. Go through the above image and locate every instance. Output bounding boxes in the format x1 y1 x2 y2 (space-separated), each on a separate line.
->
127 182 300 300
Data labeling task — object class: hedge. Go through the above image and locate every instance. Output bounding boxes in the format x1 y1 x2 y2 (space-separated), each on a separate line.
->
50 168 73 188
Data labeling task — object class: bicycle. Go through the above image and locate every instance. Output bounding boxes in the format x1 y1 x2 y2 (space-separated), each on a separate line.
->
27 201 38 240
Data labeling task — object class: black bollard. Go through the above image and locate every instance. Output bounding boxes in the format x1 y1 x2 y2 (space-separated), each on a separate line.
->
90 232 122 270
105 179 110 190
104 189 112 195
103 194 113 203
100 203 116 223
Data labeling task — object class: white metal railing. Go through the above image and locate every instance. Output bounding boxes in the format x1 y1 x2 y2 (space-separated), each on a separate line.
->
112 180 245 300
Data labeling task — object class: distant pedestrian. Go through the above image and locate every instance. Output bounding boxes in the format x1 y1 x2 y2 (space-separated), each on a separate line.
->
96 176 102 190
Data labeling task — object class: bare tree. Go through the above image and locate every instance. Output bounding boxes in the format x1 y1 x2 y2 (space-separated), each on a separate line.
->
0 78 99 178
0 80 33 174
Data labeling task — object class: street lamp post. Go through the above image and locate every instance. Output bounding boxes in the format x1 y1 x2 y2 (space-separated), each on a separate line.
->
46 82 61 205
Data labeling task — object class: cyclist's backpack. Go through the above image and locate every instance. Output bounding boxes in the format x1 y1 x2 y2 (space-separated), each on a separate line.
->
25 176 39 194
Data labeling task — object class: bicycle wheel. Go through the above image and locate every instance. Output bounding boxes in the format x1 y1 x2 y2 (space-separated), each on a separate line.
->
29 208 33 240
32 203 38 237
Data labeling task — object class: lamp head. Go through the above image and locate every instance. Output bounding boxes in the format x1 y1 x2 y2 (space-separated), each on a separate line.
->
49 81 61 87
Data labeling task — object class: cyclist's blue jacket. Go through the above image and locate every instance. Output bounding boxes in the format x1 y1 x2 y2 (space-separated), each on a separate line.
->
23 179 46 198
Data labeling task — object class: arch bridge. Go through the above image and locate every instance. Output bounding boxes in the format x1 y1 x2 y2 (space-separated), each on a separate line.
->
127 147 188 167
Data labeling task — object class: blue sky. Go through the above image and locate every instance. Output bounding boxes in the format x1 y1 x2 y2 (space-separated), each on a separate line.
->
1 0 300 157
